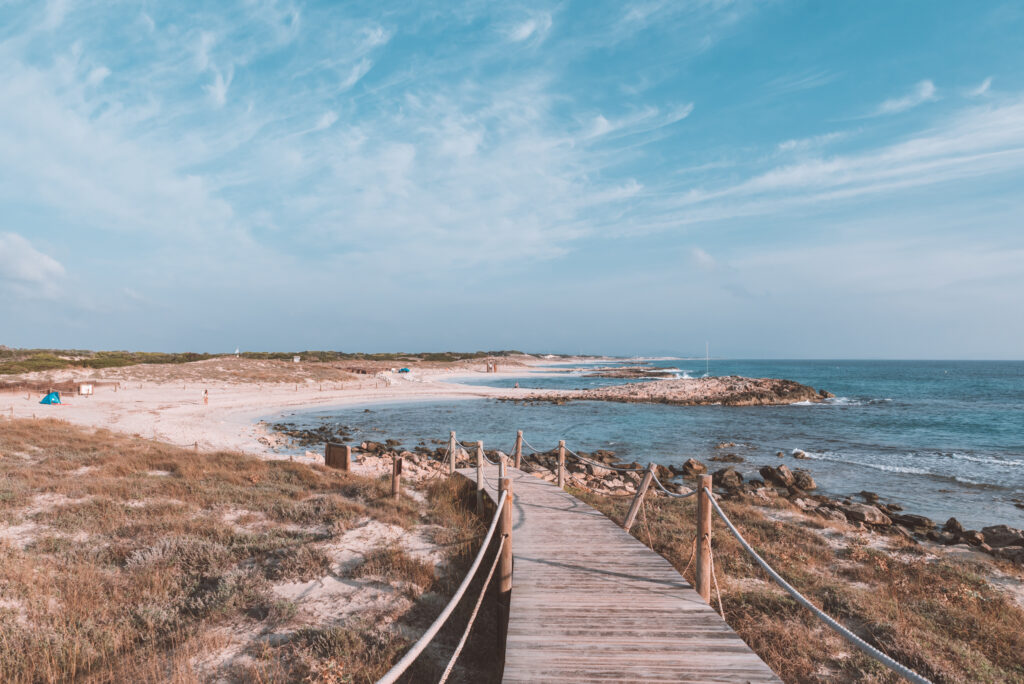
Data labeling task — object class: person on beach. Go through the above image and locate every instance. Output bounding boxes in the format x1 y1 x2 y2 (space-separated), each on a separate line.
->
203 389 208 405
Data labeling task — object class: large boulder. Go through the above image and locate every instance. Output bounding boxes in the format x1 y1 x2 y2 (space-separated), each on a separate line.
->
840 503 891 526
943 517 965 535
759 464 795 487
712 467 743 489
891 514 934 532
981 525 1024 548
792 469 816 490
681 458 707 477
815 506 848 524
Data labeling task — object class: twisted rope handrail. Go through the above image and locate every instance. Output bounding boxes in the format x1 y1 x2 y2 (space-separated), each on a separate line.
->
703 487 932 684
562 445 645 473
376 489 509 684
437 535 507 684
521 435 643 473
651 471 699 499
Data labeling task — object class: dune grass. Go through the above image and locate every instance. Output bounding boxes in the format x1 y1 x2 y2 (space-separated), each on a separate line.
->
0 418 500 683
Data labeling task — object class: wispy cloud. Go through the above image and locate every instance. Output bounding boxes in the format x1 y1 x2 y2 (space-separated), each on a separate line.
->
507 12 553 43
0 232 65 299
777 131 846 153
341 58 373 90
313 111 338 131
876 79 937 115
968 76 992 97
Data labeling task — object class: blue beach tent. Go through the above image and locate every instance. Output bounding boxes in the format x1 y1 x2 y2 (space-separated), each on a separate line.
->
40 392 61 405
398 368 410 373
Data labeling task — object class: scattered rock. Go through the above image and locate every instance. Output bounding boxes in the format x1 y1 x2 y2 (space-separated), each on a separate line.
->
712 467 743 489
759 464 795 488
891 514 934 532
792 469 816 490
960 530 985 546
776 451 785 458
791 449 809 459
680 458 707 477
943 517 965 535
840 503 891 526
980 525 1024 548
859 490 879 504
715 442 736 449
710 453 744 463
815 507 847 524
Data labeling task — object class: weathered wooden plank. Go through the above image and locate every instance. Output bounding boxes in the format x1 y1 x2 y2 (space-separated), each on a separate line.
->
457 466 781 683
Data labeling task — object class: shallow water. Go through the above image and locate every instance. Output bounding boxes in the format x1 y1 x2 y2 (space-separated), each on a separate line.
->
275 360 1024 530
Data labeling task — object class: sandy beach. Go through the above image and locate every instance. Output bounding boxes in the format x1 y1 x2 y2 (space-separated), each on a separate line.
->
0 357 567 461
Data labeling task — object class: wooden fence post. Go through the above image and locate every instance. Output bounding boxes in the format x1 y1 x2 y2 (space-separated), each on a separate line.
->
448 431 457 475
392 456 402 500
476 441 485 516
623 463 655 532
497 477 514 655
695 474 713 603
514 430 523 469
557 440 566 489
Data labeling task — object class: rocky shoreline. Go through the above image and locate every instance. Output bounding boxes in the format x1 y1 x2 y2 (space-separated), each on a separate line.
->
271 424 1024 568
515 375 834 407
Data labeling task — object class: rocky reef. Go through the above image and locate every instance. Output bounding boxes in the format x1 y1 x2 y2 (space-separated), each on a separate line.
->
523 375 833 407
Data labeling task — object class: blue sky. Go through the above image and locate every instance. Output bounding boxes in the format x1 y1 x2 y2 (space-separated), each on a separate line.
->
1 1 1022 358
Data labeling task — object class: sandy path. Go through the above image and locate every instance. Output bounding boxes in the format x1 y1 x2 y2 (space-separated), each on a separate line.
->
0 365 560 459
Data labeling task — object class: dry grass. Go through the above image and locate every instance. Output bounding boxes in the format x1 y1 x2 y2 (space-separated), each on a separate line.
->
0 418 499 683
349 545 438 591
576 488 1024 684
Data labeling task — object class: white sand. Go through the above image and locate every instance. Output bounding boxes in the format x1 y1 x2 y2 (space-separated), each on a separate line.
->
1 362 565 460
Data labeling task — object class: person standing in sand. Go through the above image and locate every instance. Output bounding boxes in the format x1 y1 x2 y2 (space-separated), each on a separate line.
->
203 389 208 405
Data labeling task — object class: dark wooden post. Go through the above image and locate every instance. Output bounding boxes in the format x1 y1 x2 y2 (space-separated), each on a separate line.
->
325 443 351 471
476 441 485 515
514 430 523 469
557 440 566 489
623 463 655 532
448 431 457 475
695 474 713 603
497 477 513 655
392 456 402 500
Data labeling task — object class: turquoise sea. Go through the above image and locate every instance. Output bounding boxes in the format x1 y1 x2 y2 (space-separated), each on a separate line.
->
275 360 1024 530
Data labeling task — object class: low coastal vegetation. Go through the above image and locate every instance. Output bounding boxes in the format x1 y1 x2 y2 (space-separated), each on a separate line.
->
0 418 502 683
0 346 530 376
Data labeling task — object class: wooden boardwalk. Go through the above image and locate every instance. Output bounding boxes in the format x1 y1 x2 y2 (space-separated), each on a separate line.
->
458 465 781 683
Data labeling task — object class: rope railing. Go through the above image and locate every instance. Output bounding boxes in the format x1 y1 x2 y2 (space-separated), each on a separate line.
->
376 489 509 684
437 535 507 684
651 471 699 499
703 487 933 684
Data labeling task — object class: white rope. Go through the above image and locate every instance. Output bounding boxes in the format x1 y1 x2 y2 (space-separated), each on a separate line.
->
703 488 932 684
562 445 645 473
519 436 547 454
377 490 509 684
437 535 507 684
651 473 699 499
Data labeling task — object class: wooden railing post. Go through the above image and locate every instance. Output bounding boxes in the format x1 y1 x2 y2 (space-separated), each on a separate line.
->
695 475 713 603
448 431 457 475
514 430 523 469
476 441 485 515
497 477 514 656
623 463 655 532
557 440 566 489
392 455 402 500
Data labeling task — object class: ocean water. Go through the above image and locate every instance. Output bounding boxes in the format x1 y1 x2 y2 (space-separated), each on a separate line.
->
276 360 1024 530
